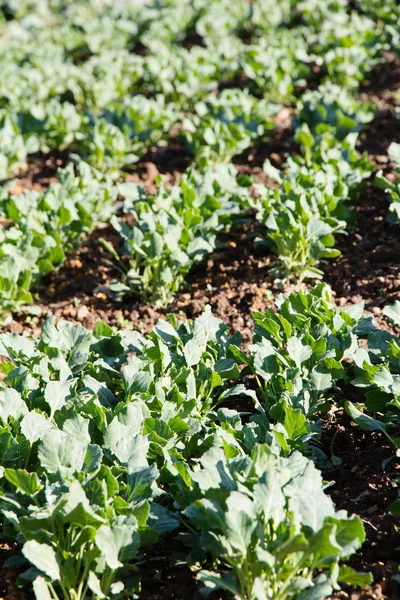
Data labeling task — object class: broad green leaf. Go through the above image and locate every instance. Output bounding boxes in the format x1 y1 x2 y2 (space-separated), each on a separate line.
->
38 430 86 474
338 566 373 586
95 515 139 569
4 469 42 496
44 380 72 417
287 337 312 368
388 142 400 166
20 412 52 444
22 541 60 581
383 301 400 326
0 388 27 421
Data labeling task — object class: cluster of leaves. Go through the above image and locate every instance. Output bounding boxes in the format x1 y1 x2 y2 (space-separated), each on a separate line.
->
308 11 385 90
355 0 400 45
252 86 373 280
296 84 375 141
229 283 374 451
0 161 117 318
348 300 400 449
1 96 177 175
182 445 368 600
0 298 372 599
102 162 251 306
181 90 277 163
0 112 39 180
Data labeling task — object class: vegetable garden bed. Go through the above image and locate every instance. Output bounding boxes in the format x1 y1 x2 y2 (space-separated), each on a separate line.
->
0 2 399 600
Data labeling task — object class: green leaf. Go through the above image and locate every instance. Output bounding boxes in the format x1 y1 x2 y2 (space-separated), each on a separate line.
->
44 380 72 417
388 142 400 166
345 401 388 433
338 565 373 586
87 572 106 599
287 337 312 368
345 402 400 449
389 499 400 515
383 301 400 326
95 515 139 569
197 570 241 596
32 577 52 600
4 469 42 496
254 468 286 524
297 579 333 600
283 406 309 440
38 430 86 474
0 388 27 421
22 541 60 581
148 503 179 534
20 412 52 444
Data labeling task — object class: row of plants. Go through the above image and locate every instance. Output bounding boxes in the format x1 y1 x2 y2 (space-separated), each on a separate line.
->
3 283 399 599
0 162 117 318
0 157 254 315
250 84 374 281
101 83 376 301
0 0 398 320
2 84 399 316
0 0 395 178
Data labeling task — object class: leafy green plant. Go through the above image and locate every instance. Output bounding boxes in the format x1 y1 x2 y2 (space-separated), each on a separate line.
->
253 109 372 281
0 161 117 318
355 0 400 46
254 179 346 281
181 89 276 163
0 406 167 600
229 284 372 450
308 10 384 90
17 100 83 153
0 112 38 180
0 307 245 598
102 184 215 306
102 163 250 306
181 443 369 600
80 95 177 173
348 300 400 446
293 127 372 190
296 84 375 140
0 308 250 471
242 30 311 101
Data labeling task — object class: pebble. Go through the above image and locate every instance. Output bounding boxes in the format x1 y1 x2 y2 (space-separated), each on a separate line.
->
77 305 89 321
146 162 159 181
69 259 83 269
